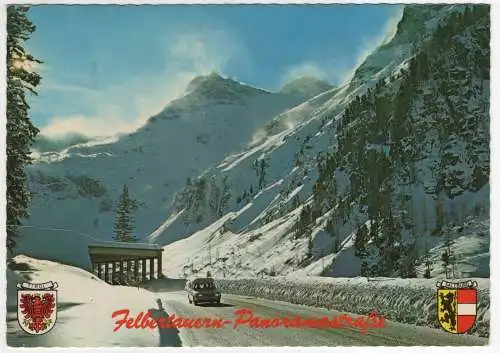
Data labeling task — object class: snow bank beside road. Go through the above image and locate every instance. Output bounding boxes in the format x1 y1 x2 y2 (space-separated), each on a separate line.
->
6 255 182 347
214 276 490 337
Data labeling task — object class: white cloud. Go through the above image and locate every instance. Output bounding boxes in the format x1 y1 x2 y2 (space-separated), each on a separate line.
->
282 62 329 83
39 25 246 138
40 115 137 138
168 27 241 73
42 81 98 94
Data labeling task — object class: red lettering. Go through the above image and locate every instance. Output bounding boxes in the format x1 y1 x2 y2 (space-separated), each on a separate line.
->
371 315 386 328
133 311 144 328
249 317 261 328
183 318 195 328
271 318 281 328
111 309 131 332
290 316 302 328
260 318 271 328
330 316 341 328
203 318 212 328
211 318 225 328
110 308 384 333
282 317 291 328
339 314 352 327
159 315 174 329
366 311 385 328
303 318 317 328
172 317 183 328
157 316 167 328
233 308 254 329
318 317 330 328
126 317 134 329
353 316 368 334
147 318 158 329
140 311 152 329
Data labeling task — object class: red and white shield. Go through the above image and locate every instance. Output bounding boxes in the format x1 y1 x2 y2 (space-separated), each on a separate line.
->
456 287 477 334
17 282 58 335
437 280 478 334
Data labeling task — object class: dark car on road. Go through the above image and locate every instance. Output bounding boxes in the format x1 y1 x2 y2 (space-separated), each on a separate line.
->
185 277 221 305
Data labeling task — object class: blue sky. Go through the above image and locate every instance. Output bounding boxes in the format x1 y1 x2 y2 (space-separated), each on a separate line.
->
26 4 403 137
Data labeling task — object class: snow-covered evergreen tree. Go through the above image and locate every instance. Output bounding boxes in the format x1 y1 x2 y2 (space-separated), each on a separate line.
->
6 5 42 251
113 185 138 242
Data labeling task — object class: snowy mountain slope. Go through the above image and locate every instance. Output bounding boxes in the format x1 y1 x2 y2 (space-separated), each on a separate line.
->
19 5 489 282
21 73 325 250
157 4 489 279
279 76 335 99
414 214 490 278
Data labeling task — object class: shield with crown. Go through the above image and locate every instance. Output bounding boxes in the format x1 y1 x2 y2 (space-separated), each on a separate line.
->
17 281 58 335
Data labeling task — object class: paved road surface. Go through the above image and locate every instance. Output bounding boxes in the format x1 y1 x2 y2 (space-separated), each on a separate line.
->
158 290 488 346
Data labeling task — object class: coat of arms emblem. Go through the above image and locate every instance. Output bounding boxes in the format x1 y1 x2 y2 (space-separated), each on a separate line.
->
437 280 478 334
17 281 58 335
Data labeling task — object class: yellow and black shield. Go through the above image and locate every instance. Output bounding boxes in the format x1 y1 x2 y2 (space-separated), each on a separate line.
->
437 288 458 334
437 285 477 334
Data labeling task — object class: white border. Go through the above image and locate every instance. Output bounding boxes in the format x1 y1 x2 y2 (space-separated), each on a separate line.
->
0 1 497 353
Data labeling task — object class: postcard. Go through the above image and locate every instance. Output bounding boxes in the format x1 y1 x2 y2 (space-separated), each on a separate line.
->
4 2 490 348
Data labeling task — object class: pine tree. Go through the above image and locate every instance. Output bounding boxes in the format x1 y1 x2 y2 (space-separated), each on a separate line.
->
443 226 457 278
424 256 433 279
6 6 42 251
294 205 312 239
354 224 369 258
208 177 221 220
399 242 418 278
113 185 138 242
441 249 450 279
258 158 269 190
220 176 231 216
434 194 445 235
307 235 313 259
333 237 341 253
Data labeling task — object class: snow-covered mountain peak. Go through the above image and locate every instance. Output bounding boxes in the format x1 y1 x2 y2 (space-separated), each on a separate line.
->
348 4 465 90
22 72 315 244
182 72 269 103
185 72 229 92
279 76 335 98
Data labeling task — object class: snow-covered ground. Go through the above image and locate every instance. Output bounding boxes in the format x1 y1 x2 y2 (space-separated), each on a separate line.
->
6 255 182 347
214 276 490 338
160 210 489 283
414 215 490 278
160 209 313 280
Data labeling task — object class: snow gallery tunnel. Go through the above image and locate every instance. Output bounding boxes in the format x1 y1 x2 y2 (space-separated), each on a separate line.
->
88 243 164 285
